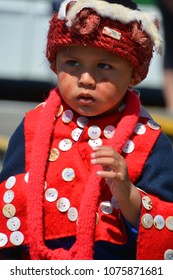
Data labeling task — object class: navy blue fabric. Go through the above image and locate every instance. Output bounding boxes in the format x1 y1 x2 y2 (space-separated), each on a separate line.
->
0 221 137 260
135 133 173 202
0 246 27 260
45 219 137 260
0 120 25 183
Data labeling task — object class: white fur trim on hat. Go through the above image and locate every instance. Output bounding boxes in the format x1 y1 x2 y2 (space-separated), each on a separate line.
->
58 0 162 54
58 0 79 19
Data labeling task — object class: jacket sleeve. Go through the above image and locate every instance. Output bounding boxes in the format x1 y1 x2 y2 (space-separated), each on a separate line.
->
136 132 173 202
0 120 25 183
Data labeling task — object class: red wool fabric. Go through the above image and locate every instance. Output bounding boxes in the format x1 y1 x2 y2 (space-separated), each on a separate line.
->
27 88 140 260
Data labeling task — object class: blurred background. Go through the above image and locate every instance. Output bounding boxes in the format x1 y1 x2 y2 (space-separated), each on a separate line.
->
0 0 173 170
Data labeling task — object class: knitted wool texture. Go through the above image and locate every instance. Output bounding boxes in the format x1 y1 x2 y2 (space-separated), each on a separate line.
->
27 88 140 260
46 7 153 81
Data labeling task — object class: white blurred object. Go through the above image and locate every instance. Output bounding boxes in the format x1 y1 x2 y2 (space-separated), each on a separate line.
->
0 1 164 88
0 0 54 83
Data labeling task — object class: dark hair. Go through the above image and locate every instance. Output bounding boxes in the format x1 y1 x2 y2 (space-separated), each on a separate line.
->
106 0 138 10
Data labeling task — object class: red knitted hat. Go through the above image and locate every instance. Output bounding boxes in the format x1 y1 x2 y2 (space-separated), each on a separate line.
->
46 0 162 82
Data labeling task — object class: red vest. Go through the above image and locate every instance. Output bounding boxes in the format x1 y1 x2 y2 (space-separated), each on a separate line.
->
1 100 173 259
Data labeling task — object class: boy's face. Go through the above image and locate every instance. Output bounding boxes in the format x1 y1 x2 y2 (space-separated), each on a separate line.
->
55 45 138 117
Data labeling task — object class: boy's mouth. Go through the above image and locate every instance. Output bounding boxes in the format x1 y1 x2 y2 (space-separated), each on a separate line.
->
77 93 96 105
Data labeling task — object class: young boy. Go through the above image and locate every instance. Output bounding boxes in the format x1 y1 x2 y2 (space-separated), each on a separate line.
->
0 0 173 260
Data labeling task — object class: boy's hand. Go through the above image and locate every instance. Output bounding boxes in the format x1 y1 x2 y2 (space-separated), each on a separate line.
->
90 145 141 226
90 145 131 200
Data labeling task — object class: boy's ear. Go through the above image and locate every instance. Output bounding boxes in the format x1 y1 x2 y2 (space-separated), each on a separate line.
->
129 69 141 87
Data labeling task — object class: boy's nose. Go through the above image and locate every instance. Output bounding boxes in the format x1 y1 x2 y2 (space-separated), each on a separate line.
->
78 71 96 87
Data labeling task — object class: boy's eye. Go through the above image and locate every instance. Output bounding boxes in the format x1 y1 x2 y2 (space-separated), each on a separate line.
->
97 63 112 70
66 60 80 67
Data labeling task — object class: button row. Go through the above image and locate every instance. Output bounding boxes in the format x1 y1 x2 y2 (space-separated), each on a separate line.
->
61 109 89 128
0 231 24 247
53 110 89 157
54 108 158 157
139 186 173 260
57 108 160 157
56 197 78 222
45 188 78 222
141 213 173 231
1 174 30 247
87 125 116 141
59 109 118 151
45 189 118 221
141 194 173 230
